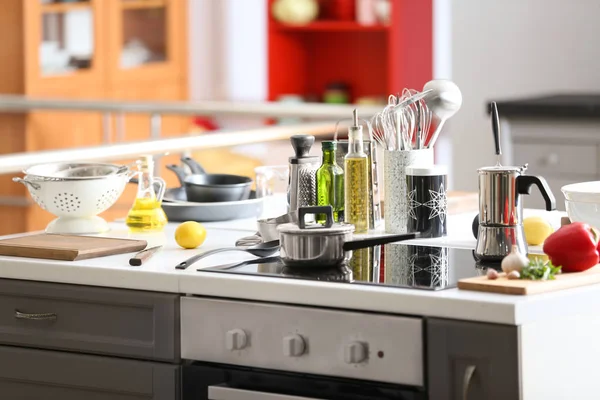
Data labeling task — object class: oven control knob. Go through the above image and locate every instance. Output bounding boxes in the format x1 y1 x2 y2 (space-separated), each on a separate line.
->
343 341 368 364
283 334 306 357
225 329 248 351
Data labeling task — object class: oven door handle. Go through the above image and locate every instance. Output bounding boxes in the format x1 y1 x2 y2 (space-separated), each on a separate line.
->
208 384 325 400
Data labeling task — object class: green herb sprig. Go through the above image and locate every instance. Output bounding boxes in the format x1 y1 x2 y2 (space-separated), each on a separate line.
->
521 258 561 281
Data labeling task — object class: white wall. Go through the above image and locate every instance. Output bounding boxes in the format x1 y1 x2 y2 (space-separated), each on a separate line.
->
451 0 600 191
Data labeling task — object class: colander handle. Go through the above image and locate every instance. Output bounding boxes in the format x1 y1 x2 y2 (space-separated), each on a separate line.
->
12 177 40 190
154 177 166 203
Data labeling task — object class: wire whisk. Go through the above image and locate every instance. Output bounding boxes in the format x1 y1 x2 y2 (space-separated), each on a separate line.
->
370 89 432 151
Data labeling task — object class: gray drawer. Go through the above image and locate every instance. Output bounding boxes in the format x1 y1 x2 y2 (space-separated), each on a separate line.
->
513 143 597 176
0 345 179 400
0 279 180 362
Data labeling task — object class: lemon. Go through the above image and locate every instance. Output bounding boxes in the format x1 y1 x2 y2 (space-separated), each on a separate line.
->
523 216 553 246
175 221 207 249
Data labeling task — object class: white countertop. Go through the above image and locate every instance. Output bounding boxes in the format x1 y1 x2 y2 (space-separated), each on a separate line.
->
1 209 597 326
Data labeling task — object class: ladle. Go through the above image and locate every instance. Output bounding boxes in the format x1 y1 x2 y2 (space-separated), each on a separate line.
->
422 79 463 148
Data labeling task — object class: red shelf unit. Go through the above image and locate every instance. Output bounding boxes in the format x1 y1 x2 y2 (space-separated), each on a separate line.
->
267 0 433 104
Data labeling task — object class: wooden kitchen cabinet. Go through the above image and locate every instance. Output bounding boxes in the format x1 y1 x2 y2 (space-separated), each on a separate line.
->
427 318 520 400
0 345 180 400
0 0 188 235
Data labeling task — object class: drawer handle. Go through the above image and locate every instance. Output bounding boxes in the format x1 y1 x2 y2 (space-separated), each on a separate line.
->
15 310 57 321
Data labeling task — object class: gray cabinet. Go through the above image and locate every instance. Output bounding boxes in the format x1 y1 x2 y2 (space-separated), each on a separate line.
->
0 278 180 362
506 118 600 212
0 345 179 400
427 318 519 400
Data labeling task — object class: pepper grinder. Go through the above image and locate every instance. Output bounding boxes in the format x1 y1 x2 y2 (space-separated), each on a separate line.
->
288 135 319 213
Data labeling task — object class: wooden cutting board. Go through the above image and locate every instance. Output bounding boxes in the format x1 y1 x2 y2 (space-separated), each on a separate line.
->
458 265 600 295
0 234 148 261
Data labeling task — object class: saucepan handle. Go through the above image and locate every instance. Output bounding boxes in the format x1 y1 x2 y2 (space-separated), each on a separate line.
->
516 175 556 211
342 232 420 252
298 206 334 229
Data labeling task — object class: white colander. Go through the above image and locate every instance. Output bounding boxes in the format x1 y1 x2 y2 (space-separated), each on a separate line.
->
14 163 132 234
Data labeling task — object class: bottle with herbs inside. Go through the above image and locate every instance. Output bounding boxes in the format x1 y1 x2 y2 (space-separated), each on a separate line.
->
344 109 370 233
316 141 344 223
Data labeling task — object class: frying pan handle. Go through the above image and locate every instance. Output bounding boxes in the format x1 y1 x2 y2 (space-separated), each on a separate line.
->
181 156 206 175
166 164 188 186
342 232 420 252
299 206 334 229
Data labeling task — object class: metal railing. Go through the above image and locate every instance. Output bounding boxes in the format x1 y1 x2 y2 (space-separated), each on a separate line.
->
0 96 381 206
0 94 380 158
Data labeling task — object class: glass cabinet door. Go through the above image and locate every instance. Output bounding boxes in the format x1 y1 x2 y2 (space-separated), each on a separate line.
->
120 0 168 69
25 0 106 92
40 1 94 76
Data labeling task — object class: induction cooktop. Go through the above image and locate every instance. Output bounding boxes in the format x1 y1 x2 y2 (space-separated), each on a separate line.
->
199 244 494 291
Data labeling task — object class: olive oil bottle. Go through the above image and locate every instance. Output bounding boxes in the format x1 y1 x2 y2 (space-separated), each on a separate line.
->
126 155 168 232
316 141 344 223
344 110 369 233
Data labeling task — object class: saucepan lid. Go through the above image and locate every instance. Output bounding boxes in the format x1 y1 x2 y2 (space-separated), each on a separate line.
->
277 206 354 235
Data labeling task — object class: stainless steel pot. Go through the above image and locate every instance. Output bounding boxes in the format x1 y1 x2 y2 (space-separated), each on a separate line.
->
278 206 419 268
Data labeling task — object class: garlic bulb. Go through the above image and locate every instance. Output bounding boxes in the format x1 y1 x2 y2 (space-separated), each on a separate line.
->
501 246 529 274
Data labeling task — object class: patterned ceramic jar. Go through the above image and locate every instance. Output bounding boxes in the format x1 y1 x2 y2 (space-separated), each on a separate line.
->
383 149 434 234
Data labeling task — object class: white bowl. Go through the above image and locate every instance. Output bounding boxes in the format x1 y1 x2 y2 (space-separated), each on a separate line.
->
562 181 600 203
565 199 600 229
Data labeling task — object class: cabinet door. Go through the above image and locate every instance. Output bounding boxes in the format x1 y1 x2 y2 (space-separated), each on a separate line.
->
0 345 179 400
107 0 187 86
24 0 107 93
427 318 520 400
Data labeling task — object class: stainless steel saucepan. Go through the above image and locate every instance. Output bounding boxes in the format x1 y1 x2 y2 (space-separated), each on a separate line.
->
277 206 419 268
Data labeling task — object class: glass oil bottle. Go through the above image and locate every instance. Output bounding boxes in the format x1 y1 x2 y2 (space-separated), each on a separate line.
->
344 109 370 233
316 141 344 223
126 155 168 232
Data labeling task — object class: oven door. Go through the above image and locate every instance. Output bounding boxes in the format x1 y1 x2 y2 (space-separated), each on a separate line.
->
183 362 427 400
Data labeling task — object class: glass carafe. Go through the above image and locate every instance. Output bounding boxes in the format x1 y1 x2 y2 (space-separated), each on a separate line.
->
126 155 167 232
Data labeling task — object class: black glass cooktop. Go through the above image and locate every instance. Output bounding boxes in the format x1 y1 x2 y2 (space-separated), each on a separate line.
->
200 244 493 291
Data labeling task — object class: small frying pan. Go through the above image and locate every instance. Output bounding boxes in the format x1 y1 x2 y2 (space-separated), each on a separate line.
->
180 157 253 203
164 164 188 201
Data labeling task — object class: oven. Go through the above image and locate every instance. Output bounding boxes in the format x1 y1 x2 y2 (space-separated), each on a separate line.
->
182 362 426 400
181 297 427 400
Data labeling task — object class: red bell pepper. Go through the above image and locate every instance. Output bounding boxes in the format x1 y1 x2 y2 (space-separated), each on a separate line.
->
542 222 600 273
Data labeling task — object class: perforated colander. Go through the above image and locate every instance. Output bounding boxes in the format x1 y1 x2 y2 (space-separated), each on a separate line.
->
14 163 131 234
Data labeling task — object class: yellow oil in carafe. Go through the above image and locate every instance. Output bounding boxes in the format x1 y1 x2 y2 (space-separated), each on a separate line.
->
126 198 168 232
344 157 369 233
126 155 168 233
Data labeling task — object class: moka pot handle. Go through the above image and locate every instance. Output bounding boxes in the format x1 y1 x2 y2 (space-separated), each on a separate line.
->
516 175 556 211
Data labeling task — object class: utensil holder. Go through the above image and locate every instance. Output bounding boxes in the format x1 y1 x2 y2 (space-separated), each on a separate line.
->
383 149 434 233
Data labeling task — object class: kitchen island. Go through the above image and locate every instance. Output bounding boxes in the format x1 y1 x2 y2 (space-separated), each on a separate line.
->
0 210 596 399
